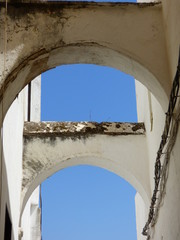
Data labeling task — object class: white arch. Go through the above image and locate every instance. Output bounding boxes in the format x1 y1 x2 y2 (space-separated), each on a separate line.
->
0 44 168 127
0 2 170 125
21 156 150 220
21 132 151 218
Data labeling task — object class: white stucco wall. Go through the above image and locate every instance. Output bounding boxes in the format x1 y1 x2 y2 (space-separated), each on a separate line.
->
135 80 166 238
154 126 180 240
135 81 165 192
0 75 41 240
21 76 41 240
0 90 26 240
136 3 180 237
135 74 180 240
135 193 146 240
21 187 41 240
161 0 180 79
0 1 180 240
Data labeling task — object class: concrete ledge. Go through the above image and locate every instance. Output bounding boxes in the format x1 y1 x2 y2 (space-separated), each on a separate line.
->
0 1 161 7
23 121 145 136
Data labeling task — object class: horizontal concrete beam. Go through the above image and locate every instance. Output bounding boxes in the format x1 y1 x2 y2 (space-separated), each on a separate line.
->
23 121 145 137
0 1 160 7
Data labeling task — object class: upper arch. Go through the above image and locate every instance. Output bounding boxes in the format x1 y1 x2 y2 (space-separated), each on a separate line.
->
0 2 170 124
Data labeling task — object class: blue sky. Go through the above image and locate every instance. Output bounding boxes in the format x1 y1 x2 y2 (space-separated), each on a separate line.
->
41 64 137 122
41 63 138 240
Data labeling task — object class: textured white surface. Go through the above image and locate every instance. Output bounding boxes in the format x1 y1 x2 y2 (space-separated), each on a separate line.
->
0 1 170 127
1 1 180 239
22 127 150 217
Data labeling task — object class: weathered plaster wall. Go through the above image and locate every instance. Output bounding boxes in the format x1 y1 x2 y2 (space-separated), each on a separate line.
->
0 1 170 127
0 1 180 240
0 75 41 240
135 1 180 239
162 0 180 79
0 90 25 240
135 80 166 239
21 187 41 240
135 81 165 192
22 121 150 220
21 76 41 240
136 74 180 239
151 126 180 239
135 192 147 240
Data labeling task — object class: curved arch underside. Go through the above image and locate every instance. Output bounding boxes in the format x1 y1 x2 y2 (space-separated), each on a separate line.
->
21 121 150 215
0 1 171 125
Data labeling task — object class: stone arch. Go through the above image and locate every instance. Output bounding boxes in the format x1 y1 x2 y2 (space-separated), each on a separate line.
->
1 44 168 125
21 156 150 218
0 2 170 125
21 128 150 218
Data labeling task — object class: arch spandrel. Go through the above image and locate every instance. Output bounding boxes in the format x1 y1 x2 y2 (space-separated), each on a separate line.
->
0 1 170 125
21 121 150 217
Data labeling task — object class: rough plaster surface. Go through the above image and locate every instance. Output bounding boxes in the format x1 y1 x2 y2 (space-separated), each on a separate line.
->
0 90 25 240
135 192 147 240
0 1 170 126
1 1 180 240
22 121 150 217
24 121 145 136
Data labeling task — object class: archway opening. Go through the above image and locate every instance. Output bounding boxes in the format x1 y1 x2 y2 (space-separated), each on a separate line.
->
37 63 141 240
41 165 137 240
4 59 151 240
41 64 137 122
0 1 170 240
